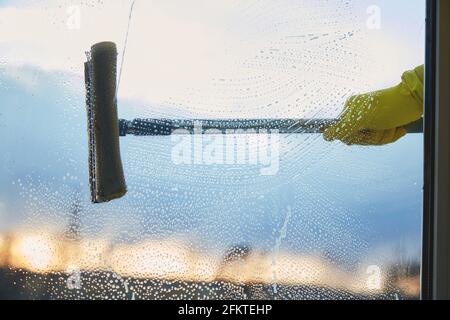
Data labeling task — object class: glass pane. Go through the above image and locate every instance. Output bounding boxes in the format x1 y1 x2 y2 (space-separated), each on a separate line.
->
0 0 425 300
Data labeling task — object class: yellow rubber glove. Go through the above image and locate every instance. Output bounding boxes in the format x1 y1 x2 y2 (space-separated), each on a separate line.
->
323 65 424 146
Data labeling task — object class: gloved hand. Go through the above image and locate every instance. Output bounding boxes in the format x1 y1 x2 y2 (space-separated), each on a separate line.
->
323 65 424 146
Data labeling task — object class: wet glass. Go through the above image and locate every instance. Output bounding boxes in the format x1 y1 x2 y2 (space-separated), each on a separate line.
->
0 0 425 299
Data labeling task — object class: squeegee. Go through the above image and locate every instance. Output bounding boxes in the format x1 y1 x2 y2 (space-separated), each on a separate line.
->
84 42 424 203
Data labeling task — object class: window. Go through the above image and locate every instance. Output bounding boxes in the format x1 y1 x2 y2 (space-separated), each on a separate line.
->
0 0 426 300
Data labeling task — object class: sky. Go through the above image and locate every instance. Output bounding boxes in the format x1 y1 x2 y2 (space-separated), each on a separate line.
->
0 0 425 117
0 0 426 275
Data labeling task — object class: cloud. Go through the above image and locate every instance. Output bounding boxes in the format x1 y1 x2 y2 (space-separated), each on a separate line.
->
0 1 132 72
0 1 255 107
0 0 425 118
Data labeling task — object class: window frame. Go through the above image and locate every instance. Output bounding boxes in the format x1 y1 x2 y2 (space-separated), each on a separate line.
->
422 0 450 300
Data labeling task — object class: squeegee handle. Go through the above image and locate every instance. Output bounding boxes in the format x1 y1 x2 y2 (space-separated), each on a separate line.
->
118 118 424 136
